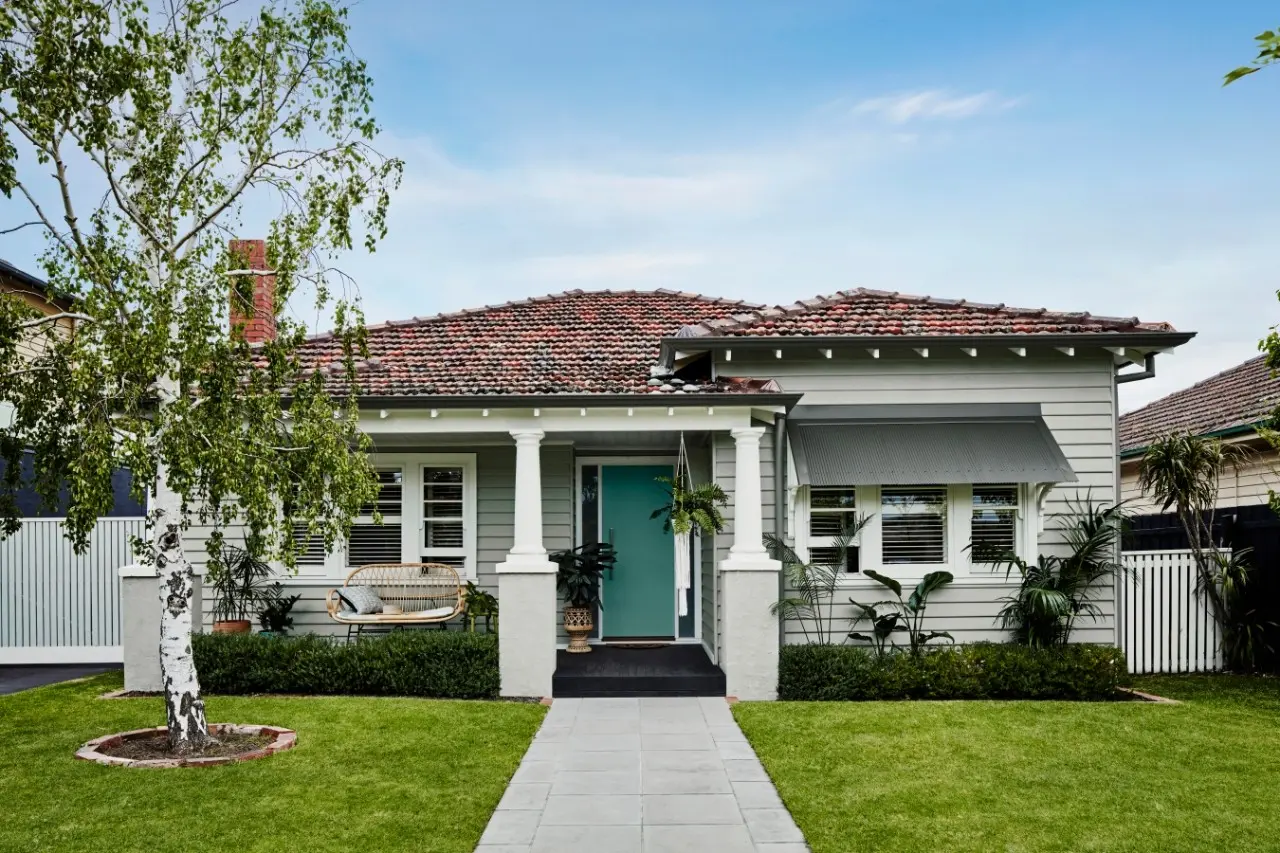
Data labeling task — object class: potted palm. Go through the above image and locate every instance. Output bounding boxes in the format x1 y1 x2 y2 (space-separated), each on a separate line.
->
551 542 617 653
651 471 727 618
207 544 282 634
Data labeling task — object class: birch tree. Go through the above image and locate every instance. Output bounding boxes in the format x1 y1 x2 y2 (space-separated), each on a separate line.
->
0 0 401 750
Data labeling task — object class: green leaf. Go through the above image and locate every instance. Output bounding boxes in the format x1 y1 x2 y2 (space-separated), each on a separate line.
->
862 570 902 599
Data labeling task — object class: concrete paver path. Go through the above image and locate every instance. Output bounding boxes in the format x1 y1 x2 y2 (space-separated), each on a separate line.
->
477 696 809 853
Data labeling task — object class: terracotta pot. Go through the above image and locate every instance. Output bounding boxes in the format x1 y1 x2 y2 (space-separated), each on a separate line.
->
563 606 594 654
212 619 252 635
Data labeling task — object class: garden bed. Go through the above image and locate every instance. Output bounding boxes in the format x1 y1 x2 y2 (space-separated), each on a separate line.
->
76 723 295 768
779 642 1126 701
193 630 499 698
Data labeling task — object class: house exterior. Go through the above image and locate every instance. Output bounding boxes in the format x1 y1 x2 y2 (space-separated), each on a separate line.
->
1120 354 1280 515
1118 355 1280 671
171 254 1189 700
1 260 144 665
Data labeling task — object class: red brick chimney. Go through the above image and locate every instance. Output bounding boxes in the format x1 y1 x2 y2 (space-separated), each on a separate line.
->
228 238 277 343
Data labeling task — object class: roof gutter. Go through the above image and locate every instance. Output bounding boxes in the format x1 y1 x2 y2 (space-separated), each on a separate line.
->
660 331 1196 366
330 392 805 411
1119 421 1269 459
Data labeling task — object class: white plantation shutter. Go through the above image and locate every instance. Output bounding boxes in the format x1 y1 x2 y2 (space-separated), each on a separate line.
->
807 487 859 573
292 523 326 568
881 485 947 565
347 468 403 567
421 465 468 572
971 484 1018 565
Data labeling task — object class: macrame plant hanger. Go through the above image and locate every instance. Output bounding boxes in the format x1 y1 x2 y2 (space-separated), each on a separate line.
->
674 432 692 618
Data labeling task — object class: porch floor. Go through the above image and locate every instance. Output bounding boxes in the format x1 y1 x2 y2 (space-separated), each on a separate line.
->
553 644 726 698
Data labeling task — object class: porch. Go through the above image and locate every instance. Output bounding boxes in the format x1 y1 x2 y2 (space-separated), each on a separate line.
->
357 402 786 701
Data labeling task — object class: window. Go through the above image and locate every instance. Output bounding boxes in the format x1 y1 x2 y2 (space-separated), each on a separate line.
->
971 485 1018 563
881 486 947 565
292 523 326 568
422 465 468 572
808 488 860 573
347 468 403 567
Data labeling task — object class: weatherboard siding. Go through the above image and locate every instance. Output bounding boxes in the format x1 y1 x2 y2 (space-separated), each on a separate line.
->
721 348 1119 646
1120 440 1279 515
190 444 573 637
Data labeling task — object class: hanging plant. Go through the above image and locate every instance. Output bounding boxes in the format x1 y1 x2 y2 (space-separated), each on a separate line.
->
651 476 727 537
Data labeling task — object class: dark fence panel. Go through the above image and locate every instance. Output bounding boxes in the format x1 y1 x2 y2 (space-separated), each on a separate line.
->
1124 504 1280 671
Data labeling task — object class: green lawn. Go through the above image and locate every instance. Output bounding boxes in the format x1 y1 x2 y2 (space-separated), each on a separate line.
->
0 672 545 853
734 675 1280 853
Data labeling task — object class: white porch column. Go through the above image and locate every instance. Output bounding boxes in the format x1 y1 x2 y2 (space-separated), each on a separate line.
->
720 426 782 700
497 429 558 698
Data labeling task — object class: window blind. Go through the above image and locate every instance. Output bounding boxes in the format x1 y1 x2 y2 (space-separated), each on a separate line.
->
881 485 947 564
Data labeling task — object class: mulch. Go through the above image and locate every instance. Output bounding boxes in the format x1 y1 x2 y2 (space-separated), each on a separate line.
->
96 730 272 761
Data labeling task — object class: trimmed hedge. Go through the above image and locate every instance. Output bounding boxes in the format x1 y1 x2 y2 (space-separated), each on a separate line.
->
779 642 1126 701
193 631 500 699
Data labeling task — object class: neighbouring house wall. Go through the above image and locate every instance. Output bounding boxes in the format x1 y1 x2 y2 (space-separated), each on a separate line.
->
722 348 1119 646
1120 436 1279 515
189 443 573 637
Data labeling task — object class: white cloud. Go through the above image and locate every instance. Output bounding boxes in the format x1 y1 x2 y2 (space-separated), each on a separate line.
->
854 90 1023 124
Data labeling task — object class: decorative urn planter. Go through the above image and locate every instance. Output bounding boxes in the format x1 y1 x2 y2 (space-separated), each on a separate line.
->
212 619 252 635
563 606 594 653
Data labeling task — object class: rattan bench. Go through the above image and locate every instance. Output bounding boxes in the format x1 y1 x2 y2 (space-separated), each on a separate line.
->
326 563 465 640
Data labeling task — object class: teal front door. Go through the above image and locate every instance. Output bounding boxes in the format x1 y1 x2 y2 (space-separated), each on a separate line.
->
600 464 676 639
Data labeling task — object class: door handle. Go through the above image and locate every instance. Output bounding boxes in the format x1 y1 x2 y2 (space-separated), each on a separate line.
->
608 528 615 579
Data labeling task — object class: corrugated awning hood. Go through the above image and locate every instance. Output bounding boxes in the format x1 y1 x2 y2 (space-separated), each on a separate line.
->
788 404 1077 486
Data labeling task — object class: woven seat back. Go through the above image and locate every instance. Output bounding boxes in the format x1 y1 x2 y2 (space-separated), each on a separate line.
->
347 563 463 614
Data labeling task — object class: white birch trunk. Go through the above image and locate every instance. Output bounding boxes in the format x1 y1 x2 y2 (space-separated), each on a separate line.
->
152 453 211 752
148 243 211 752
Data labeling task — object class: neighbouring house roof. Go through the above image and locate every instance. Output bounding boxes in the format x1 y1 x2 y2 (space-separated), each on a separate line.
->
1119 355 1280 456
0 258 75 310
682 288 1175 337
295 288 1181 398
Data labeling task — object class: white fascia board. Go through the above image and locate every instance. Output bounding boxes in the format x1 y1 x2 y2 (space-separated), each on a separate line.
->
360 406 759 434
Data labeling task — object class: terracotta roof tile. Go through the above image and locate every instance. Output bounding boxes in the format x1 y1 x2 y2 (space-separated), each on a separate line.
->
295 287 1177 398
297 290 761 397
1119 355 1280 453
685 288 1174 337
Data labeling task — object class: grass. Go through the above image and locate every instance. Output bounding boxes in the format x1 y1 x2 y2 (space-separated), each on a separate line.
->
733 674 1280 853
0 671 545 853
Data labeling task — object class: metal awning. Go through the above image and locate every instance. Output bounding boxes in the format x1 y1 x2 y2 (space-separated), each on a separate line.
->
787 404 1077 486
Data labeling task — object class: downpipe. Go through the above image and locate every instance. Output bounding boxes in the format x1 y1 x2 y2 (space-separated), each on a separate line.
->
774 413 787 650
1116 352 1157 384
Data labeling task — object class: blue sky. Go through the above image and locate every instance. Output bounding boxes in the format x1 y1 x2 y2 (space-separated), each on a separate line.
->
4 1 1279 409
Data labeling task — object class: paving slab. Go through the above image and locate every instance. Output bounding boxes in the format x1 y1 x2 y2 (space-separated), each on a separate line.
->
476 696 809 851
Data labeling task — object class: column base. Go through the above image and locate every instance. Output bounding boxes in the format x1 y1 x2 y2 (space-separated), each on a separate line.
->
719 556 781 700
497 562 557 698
495 554 558 574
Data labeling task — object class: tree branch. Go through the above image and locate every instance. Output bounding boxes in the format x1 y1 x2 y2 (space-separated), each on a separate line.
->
0 221 43 236
20 312 96 328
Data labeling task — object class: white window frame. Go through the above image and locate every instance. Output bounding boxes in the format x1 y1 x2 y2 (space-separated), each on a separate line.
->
793 482 1039 584
794 486 862 574
418 454 478 578
283 452 478 581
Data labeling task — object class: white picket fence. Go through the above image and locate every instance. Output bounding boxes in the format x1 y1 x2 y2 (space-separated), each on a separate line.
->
0 517 143 664
1119 549 1223 674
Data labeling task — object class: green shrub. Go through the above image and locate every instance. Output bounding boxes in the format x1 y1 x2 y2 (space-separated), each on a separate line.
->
193 631 500 699
778 642 1126 701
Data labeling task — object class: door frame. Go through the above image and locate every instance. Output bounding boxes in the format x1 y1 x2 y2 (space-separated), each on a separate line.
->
575 456 702 644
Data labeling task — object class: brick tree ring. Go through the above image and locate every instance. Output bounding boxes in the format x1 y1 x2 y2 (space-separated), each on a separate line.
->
74 724 297 768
